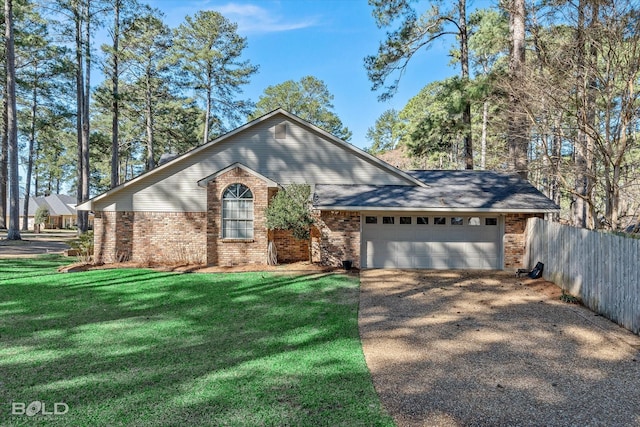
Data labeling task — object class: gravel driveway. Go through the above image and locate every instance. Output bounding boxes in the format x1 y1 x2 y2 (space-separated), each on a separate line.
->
359 269 640 427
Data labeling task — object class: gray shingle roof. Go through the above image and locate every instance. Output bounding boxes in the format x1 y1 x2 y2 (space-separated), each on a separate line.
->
314 170 560 212
43 194 76 216
11 194 77 217
28 197 47 215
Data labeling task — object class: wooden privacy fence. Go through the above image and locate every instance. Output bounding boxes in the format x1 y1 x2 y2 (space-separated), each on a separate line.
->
525 217 640 335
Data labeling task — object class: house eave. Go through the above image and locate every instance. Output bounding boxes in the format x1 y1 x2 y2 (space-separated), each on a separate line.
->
314 206 560 214
76 200 92 211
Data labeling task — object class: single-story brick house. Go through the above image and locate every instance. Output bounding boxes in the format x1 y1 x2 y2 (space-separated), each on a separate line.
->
9 194 92 230
78 109 559 269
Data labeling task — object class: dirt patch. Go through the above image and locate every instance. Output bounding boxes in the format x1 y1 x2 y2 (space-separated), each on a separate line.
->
187 261 344 274
520 277 564 300
360 269 640 427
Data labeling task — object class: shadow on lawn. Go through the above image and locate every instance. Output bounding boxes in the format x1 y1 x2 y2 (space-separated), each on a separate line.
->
0 259 391 426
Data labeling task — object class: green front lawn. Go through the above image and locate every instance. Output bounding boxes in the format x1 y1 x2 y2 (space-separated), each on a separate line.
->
0 256 394 426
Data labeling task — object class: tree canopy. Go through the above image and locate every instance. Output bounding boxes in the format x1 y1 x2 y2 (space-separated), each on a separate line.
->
367 0 640 230
365 0 474 168
365 109 404 155
173 10 258 144
250 76 352 141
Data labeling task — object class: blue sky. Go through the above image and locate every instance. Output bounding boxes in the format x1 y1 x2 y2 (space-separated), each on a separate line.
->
148 0 464 149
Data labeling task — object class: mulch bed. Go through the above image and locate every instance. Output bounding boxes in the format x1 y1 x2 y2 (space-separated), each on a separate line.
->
58 260 356 275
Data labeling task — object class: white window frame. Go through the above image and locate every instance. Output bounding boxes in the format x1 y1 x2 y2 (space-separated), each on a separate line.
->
222 183 254 239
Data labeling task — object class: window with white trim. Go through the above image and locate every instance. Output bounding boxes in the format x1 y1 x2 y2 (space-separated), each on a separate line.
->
222 184 253 239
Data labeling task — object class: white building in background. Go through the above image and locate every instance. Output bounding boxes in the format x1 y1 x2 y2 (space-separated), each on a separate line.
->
5 194 92 230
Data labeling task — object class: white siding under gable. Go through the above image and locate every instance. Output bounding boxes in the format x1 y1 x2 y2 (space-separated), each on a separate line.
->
93 114 413 212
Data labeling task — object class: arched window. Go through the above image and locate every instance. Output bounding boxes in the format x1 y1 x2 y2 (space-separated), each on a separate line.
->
222 183 254 239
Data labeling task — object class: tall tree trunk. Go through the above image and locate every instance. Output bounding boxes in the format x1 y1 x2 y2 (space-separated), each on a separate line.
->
572 0 588 228
203 93 211 145
80 0 91 232
508 0 528 179
23 78 38 231
145 94 154 170
572 0 599 229
0 83 7 230
605 97 632 231
609 163 621 230
459 0 473 169
145 71 154 170
75 1 86 232
34 139 39 196
551 116 562 222
481 100 488 170
585 1 599 229
203 66 212 145
5 0 20 240
124 151 129 182
110 0 120 188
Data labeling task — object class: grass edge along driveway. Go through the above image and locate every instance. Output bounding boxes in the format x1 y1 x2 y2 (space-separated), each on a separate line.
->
0 255 394 426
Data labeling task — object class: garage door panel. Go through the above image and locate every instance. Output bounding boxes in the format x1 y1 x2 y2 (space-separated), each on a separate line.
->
377 259 400 268
366 240 393 268
469 256 497 269
367 240 394 255
429 256 456 269
424 242 451 256
395 242 414 257
466 241 497 254
362 215 502 269
395 256 415 269
411 255 434 269
394 243 416 268
410 242 430 256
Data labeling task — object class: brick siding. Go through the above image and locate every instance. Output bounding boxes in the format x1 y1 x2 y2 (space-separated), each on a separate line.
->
314 211 361 268
504 213 543 269
93 211 206 264
273 229 309 262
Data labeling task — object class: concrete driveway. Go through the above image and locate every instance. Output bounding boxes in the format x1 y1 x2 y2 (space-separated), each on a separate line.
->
359 269 640 427
0 231 73 258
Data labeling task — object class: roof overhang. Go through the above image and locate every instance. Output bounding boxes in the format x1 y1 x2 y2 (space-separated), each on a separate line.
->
197 163 280 188
314 206 560 214
76 200 92 211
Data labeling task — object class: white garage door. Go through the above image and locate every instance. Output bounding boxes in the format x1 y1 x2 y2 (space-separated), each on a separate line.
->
361 215 502 269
